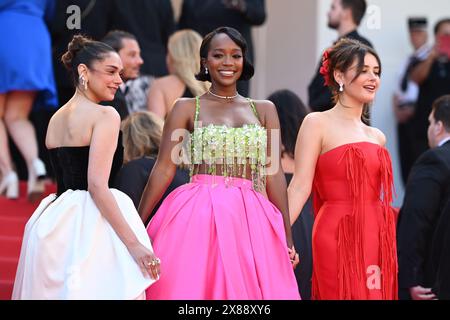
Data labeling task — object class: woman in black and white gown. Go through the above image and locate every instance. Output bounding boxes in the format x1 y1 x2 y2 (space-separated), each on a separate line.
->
12 35 159 300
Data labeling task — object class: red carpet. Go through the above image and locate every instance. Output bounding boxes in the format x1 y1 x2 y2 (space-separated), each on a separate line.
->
0 182 56 300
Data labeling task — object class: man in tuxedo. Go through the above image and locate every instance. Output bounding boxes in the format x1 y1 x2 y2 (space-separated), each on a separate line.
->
397 95 450 300
308 0 373 112
431 198 450 299
101 30 144 120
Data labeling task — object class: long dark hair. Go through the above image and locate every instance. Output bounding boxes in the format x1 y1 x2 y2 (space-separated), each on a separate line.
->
267 90 310 159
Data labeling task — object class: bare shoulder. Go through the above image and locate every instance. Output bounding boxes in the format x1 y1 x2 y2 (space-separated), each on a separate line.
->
151 75 170 89
93 105 121 128
158 74 179 85
303 111 326 127
88 106 121 149
298 112 326 143
250 99 275 115
369 126 387 146
251 99 275 108
151 75 182 92
250 99 275 109
246 99 278 129
166 97 197 127
47 105 64 128
98 105 120 120
171 97 196 114
45 106 68 148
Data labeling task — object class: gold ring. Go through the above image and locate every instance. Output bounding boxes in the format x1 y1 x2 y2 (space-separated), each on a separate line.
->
150 258 160 266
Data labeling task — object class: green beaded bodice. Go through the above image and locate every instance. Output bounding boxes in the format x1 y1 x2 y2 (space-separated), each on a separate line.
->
189 96 267 191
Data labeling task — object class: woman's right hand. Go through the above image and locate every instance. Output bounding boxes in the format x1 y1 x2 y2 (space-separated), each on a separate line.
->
288 246 300 269
409 285 437 300
127 242 161 280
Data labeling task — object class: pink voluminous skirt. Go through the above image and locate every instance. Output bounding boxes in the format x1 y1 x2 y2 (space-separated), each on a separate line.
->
146 174 300 300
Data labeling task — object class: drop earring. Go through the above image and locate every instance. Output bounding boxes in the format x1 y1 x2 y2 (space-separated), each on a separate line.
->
205 66 208 75
339 83 344 92
79 75 88 90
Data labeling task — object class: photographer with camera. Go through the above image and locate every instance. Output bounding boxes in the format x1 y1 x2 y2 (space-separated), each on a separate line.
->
409 18 450 164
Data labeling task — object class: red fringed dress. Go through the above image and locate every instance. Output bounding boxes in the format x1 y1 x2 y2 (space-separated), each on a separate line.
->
311 142 398 300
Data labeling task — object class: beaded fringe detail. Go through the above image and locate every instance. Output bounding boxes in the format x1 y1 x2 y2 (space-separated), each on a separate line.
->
188 123 267 192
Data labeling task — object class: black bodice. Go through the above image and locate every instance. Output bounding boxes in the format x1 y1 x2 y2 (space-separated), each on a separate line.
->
48 133 124 196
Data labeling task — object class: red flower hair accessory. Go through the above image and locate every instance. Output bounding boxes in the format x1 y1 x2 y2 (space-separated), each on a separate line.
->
319 48 332 87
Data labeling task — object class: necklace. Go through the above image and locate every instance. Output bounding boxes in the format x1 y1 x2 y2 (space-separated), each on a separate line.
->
208 89 238 100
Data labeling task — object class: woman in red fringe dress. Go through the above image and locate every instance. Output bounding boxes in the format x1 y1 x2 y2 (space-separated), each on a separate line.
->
288 38 398 300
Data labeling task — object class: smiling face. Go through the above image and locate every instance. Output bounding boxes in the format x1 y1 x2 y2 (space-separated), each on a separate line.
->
80 52 124 102
336 53 381 105
203 33 244 88
118 38 143 80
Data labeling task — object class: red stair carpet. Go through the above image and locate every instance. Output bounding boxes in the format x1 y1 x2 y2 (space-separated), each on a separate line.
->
0 181 56 300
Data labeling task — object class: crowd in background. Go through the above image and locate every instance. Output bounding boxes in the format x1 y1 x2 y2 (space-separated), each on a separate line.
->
1 0 450 300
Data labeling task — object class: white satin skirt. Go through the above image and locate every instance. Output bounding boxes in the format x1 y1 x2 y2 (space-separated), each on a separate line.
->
12 189 156 300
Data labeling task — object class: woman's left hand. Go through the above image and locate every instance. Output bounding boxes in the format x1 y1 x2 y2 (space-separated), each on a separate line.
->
288 245 300 269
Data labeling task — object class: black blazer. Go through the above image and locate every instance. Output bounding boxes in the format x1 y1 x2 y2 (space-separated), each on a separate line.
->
412 61 450 148
431 198 450 299
397 140 450 292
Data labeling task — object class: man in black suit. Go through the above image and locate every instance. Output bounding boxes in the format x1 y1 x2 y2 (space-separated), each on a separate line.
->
308 0 372 112
109 0 175 78
101 30 144 120
397 94 450 300
431 198 450 299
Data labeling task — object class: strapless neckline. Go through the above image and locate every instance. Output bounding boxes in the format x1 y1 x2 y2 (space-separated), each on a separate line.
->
319 141 382 158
